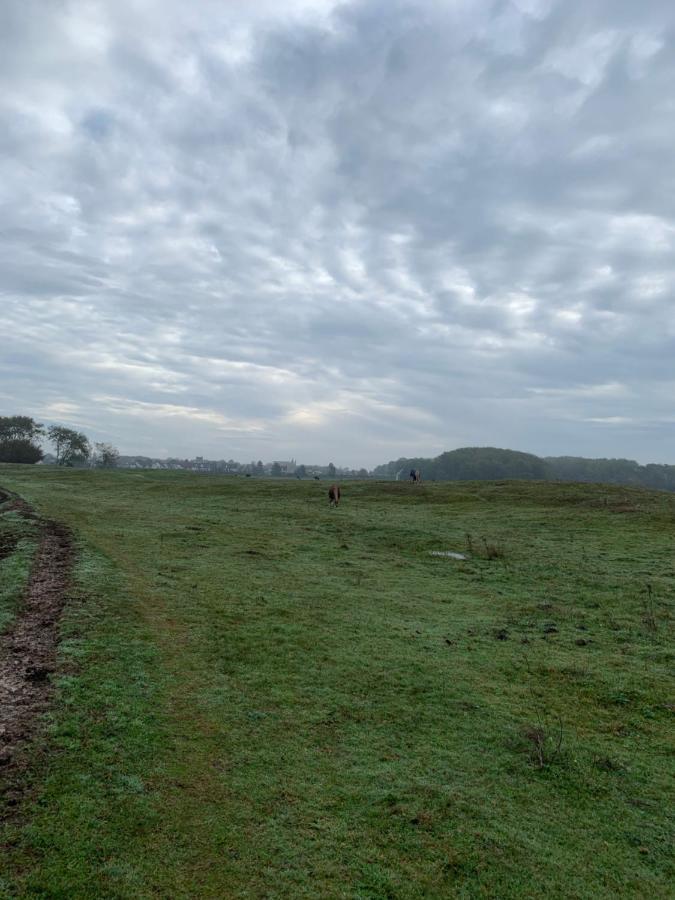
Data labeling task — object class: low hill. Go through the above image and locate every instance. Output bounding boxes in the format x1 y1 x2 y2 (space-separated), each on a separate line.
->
373 446 547 482
373 447 675 491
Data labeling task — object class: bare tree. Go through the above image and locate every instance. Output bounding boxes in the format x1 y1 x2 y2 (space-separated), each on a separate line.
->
93 442 119 468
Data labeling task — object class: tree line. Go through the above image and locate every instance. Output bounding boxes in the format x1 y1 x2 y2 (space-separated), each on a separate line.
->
0 416 118 467
372 446 675 492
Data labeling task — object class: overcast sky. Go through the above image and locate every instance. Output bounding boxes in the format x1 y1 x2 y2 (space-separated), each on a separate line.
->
2 0 674 467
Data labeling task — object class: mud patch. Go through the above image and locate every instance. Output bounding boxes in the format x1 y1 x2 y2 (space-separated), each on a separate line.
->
0 488 74 793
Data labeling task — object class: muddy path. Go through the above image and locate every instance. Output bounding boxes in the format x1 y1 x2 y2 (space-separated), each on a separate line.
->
0 487 74 789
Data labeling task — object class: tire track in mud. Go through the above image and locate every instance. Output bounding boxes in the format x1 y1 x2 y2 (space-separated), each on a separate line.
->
0 487 74 799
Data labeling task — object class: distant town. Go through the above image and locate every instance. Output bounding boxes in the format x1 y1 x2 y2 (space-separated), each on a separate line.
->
39 453 372 479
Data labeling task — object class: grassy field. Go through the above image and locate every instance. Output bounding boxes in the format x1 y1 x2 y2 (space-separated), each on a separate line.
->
0 466 673 898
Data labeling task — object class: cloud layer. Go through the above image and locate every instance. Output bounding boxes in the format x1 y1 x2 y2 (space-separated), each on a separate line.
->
2 0 674 465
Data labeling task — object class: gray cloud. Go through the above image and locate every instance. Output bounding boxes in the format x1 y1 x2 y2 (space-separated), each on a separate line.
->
1 0 674 466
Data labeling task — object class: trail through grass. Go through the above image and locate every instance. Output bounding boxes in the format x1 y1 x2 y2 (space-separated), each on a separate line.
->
0 467 673 898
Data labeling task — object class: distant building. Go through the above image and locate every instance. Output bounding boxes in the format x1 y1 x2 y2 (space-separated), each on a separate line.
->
274 459 296 474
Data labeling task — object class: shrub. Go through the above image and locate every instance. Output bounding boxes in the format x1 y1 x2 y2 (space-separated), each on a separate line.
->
0 439 43 464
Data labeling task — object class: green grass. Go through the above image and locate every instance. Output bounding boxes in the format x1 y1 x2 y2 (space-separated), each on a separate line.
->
0 502 39 633
0 466 673 898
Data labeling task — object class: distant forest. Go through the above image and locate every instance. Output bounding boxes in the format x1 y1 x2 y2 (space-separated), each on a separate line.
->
372 447 675 492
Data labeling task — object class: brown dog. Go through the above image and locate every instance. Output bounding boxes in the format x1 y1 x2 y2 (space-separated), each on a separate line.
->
328 484 341 507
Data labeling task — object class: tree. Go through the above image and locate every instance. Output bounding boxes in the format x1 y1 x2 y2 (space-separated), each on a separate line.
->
93 442 119 468
327 462 336 478
48 425 90 466
295 464 306 478
0 416 44 463
255 460 264 475
0 439 44 464
271 461 282 477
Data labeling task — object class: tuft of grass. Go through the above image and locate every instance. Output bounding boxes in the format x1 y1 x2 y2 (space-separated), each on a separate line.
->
519 720 564 769
643 582 659 633
482 536 506 560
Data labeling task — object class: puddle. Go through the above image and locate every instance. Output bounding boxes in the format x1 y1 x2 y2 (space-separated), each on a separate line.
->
429 551 467 560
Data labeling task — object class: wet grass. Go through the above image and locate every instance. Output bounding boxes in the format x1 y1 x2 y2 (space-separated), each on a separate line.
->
0 503 39 634
0 466 673 898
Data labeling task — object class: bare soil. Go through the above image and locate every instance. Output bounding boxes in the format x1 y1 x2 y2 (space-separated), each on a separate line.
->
0 488 74 789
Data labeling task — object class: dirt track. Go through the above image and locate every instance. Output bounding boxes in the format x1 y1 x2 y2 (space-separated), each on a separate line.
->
0 488 73 784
